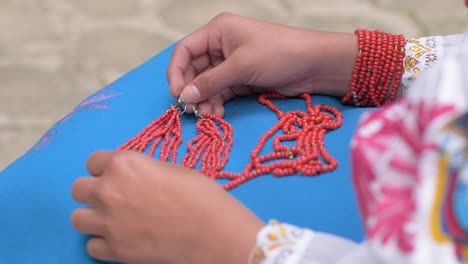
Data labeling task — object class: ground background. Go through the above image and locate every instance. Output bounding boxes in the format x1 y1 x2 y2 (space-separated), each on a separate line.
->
1 0 466 169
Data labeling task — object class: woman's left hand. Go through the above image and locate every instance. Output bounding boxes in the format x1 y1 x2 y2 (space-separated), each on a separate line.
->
71 150 263 264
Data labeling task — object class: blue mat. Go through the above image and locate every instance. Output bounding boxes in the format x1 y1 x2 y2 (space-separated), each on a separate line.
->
0 44 371 263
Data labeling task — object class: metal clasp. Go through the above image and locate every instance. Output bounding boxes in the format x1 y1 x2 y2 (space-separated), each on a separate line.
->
172 97 187 115
192 105 205 120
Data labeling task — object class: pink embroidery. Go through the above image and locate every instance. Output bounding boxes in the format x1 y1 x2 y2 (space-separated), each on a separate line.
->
59 91 122 124
352 99 455 254
368 185 416 253
29 128 59 152
28 83 122 152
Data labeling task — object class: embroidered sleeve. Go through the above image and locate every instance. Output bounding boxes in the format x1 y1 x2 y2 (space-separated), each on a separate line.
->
401 34 462 95
249 221 375 264
350 31 468 263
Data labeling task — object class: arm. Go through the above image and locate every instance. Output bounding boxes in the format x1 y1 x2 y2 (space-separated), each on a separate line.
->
166 12 358 116
71 150 379 264
70 13 466 264
167 13 464 113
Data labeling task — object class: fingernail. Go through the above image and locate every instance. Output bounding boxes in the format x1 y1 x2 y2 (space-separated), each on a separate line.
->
181 84 201 104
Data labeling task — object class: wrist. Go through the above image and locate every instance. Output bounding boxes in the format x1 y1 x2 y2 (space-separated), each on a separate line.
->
213 216 264 264
190 196 264 264
304 31 358 97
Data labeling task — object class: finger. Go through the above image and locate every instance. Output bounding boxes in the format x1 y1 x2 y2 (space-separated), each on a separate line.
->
232 84 255 97
197 101 214 115
195 88 236 116
183 54 211 86
209 93 229 117
206 94 229 116
167 26 217 98
209 53 224 67
184 65 214 114
71 208 105 236
180 57 243 104
86 151 114 177
87 237 118 262
219 87 238 103
213 103 224 116
72 177 98 205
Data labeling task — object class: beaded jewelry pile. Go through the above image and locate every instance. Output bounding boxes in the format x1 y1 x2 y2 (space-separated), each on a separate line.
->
119 93 342 190
119 29 406 189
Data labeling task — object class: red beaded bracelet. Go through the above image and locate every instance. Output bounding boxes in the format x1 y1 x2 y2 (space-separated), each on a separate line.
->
342 29 405 107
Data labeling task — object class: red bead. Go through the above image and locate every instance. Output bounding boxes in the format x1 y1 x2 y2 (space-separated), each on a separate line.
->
342 29 406 107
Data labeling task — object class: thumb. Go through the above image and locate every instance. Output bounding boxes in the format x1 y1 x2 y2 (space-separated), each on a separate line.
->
180 58 244 104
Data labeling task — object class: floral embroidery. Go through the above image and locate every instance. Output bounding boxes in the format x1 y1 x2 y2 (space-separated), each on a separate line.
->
29 128 59 152
250 221 311 264
431 114 468 261
59 88 122 124
403 37 438 80
29 82 122 152
352 99 455 254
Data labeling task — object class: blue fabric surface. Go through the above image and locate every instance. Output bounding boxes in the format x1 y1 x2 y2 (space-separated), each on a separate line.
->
0 44 372 263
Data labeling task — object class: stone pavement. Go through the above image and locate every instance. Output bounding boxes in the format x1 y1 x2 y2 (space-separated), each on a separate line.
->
0 0 466 169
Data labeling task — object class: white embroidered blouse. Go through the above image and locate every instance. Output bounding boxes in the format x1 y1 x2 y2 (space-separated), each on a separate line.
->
251 33 468 264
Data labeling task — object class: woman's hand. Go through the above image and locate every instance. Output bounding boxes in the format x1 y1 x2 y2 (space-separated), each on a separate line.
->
71 151 263 264
167 12 358 116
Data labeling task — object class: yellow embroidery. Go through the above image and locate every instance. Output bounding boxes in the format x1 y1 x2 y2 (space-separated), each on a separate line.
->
463 246 468 260
279 225 286 235
404 38 436 78
430 154 451 243
264 221 297 252
267 233 278 241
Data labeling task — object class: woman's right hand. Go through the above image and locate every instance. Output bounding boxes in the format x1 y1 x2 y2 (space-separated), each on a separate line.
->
167 13 358 116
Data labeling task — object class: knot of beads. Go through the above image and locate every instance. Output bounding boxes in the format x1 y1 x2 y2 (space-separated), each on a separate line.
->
219 93 343 190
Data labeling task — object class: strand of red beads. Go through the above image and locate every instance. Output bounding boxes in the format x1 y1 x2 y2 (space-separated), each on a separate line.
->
219 93 343 190
120 93 342 190
357 29 376 107
373 31 390 106
181 112 233 179
384 34 406 104
342 29 405 107
118 102 183 163
342 29 365 106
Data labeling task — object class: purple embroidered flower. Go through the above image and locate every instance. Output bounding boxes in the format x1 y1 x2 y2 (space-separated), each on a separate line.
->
59 90 122 124
29 82 123 152
29 128 59 152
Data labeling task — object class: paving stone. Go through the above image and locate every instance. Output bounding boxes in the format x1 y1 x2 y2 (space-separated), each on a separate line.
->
297 12 421 37
0 126 50 170
414 11 467 36
159 0 279 34
75 28 172 74
374 0 464 12
422 18 467 36
374 0 467 35
288 1 422 37
0 0 464 167
0 1 57 49
73 0 141 19
0 66 88 121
